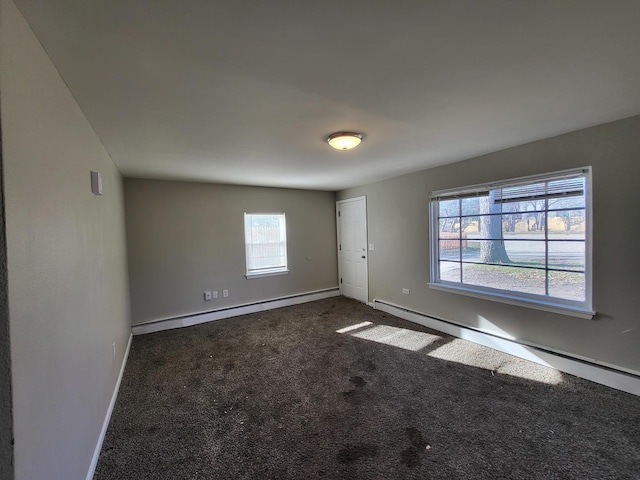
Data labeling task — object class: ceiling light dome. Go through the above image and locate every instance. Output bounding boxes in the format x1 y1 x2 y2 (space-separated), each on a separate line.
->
327 132 363 150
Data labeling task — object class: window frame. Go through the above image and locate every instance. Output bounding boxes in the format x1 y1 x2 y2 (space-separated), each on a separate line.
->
428 167 594 319
244 212 289 279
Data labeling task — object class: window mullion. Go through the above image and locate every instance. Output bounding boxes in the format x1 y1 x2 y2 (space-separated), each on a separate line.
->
544 189 549 296
458 198 463 283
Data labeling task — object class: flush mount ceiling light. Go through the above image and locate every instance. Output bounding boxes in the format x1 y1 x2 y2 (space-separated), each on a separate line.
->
327 132 364 150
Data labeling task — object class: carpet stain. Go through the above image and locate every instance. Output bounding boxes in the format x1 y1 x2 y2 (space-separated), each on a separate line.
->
364 361 377 372
337 443 379 463
350 376 367 388
341 376 368 404
406 427 428 449
401 447 420 467
341 390 362 405
401 427 429 467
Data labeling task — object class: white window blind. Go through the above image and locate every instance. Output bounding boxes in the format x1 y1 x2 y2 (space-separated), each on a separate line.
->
244 213 288 277
494 176 585 204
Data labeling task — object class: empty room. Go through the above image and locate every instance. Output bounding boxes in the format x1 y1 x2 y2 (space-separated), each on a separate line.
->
1 1 640 479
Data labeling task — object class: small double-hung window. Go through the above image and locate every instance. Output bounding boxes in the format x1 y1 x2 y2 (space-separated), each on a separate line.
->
429 167 593 318
244 213 288 278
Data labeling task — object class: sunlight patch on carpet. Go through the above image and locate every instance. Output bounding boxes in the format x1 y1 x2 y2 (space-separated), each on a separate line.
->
427 339 564 384
336 321 373 334
344 324 442 351
337 321 564 385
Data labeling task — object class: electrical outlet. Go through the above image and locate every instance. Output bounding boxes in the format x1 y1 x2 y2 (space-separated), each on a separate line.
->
112 342 116 358
369 244 375 251
402 288 410 295
212 290 218 299
223 289 229 298
204 291 212 301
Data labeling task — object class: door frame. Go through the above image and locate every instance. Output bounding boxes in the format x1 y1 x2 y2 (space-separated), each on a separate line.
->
336 196 369 304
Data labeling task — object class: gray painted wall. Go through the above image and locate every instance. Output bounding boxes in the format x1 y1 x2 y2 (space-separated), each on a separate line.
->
125 178 338 325
1 1 132 479
338 116 640 374
0 4 14 474
0 132 14 480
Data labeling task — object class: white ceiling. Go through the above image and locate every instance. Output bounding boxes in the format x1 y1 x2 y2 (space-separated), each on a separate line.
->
14 0 640 191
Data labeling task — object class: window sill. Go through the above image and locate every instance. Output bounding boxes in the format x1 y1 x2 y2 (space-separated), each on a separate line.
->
428 282 595 319
245 269 289 279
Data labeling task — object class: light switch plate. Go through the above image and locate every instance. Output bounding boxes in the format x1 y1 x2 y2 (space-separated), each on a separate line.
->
90 171 103 195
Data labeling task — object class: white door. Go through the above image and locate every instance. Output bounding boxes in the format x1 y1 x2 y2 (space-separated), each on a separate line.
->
337 197 368 304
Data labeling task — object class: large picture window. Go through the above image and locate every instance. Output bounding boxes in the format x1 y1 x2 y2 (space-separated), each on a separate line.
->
244 213 288 278
429 168 593 318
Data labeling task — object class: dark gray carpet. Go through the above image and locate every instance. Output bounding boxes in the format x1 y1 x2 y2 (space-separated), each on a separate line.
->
95 297 640 479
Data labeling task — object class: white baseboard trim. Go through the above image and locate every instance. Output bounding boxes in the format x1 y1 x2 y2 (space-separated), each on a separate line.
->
132 288 341 335
86 332 133 480
373 299 640 396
